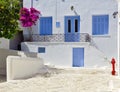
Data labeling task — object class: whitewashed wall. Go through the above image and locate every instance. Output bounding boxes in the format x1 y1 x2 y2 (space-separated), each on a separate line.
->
23 0 118 34
0 48 38 75
7 56 44 81
0 38 9 49
23 0 118 61
21 42 110 67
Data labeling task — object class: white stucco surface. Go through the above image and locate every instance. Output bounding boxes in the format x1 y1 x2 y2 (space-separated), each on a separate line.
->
23 0 118 66
7 56 44 81
23 0 118 35
21 42 110 67
0 48 39 75
0 38 9 49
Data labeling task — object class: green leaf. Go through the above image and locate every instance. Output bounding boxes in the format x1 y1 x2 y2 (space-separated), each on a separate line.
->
0 0 21 39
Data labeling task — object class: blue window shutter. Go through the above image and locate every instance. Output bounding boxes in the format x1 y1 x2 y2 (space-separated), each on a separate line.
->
104 15 109 34
92 15 109 35
40 17 52 35
101 17 104 34
92 16 97 35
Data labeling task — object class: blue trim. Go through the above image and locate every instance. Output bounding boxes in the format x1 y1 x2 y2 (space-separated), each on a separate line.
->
92 15 109 35
40 17 52 35
73 48 84 67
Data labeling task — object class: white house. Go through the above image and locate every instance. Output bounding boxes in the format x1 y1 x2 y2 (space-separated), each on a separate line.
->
22 0 119 67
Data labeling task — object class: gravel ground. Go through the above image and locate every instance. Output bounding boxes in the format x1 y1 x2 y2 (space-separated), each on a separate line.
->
0 67 120 92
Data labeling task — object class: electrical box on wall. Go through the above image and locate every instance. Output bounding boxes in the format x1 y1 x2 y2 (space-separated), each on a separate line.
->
56 22 60 28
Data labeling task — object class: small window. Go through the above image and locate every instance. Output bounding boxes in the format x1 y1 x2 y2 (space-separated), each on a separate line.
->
75 19 78 32
56 22 60 28
38 47 45 53
68 20 71 33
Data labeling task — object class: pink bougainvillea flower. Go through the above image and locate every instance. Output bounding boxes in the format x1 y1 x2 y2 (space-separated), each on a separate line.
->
30 14 38 21
19 7 41 27
30 7 40 14
20 16 26 21
20 8 29 15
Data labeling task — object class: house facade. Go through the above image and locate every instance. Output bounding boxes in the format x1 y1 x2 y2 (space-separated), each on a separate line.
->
22 0 118 67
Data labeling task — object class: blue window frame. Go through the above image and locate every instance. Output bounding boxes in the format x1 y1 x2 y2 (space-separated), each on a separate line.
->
40 17 52 35
38 47 45 53
92 15 109 35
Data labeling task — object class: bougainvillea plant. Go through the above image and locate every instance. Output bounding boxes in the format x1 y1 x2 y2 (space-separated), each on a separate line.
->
20 7 40 27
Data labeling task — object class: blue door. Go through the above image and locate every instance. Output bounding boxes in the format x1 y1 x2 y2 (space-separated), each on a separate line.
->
65 16 80 42
73 48 84 67
40 17 52 35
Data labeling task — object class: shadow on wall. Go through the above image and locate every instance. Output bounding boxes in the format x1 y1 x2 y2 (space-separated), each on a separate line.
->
0 48 38 75
10 31 24 50
17 51 38 58
21 42 31 52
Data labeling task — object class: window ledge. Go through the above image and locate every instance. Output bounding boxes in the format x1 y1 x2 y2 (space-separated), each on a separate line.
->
92 35 111 38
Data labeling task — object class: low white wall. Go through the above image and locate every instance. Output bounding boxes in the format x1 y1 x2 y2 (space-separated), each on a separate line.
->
21 42 110 67
0 48 38 75
7 56 44 81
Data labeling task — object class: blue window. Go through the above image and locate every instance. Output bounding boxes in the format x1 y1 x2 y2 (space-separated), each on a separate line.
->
38 47 45 53
40 17 52 35
92 15 109 35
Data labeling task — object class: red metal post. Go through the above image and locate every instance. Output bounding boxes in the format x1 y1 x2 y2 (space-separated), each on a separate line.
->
111 58 116 75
